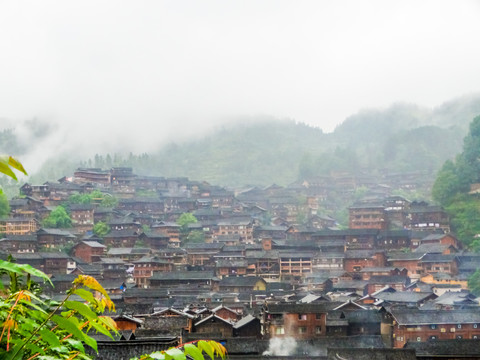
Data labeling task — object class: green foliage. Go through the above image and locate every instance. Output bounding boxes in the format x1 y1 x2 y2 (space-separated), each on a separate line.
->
468 269 480 296
134 340 227 360
0 156 28 181
185 230 205 244
100 194 118 208
93 221 109 237
445 195 480 246
0 191 10 218
42 206 72 228
431 115 480 246
69 190 118 208
177 213 198 233
0 260 117 359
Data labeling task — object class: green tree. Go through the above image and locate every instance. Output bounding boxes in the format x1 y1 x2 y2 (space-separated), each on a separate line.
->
133 340 226 360
177 213 198 234
0 259 117 359
93 221 109 237
185 230 205 244
101 194 118 208
468 269 480 296
0 191 10 217
43 205 72 228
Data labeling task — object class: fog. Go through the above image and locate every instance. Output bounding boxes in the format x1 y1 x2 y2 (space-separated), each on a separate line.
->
1 0 480 168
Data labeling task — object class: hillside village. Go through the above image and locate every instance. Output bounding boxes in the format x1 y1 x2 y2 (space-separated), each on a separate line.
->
2 166 480 359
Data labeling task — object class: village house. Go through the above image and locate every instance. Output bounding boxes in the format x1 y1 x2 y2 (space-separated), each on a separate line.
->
218 276 267 293
193 315 234 337
0 217 39 235
148 270 215 290
263 303 329 339
387 252 425 279
344 250 386 273
9 196 43 218
215 258 248 278
420 254 459 276
132 256 174 288
117 197 164 215
279 250 314 278
96 257 128 280
384 308 480 348
73 168 111 187
71 240 106 263
106 247 151 262
407 202 450 233
185 242 224 268
69 204 95 233
139 308 194 336
233 314 262 338
151 221 181 247
36 228 77 249
418 233 460 249
349 203 387 230
0 234 37 253
215 219 254 244
103 229 139 248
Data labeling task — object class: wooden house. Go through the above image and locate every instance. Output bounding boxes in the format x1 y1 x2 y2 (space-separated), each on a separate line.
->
0 218 39 235
384 308 480 348
0 235 37 253
69 204 95 233
263 303 328 339
72 240 106 263
37 228 77 250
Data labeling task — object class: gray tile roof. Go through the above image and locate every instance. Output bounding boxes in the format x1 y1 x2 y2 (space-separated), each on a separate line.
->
390 308 480 325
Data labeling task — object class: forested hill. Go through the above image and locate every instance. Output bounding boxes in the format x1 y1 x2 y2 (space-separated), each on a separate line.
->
4 94 480 189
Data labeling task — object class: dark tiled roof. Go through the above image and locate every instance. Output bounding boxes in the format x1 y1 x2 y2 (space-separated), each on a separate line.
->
391 308 480 325
404 339 480 356
150 271 215 281
219 276 265 287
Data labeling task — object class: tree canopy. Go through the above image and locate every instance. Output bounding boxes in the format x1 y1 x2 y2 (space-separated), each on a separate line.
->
43 205 72 228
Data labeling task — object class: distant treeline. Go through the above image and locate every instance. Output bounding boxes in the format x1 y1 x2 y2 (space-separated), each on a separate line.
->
4 94 480 190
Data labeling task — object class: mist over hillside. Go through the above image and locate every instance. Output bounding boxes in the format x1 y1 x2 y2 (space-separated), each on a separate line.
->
1 94 480 191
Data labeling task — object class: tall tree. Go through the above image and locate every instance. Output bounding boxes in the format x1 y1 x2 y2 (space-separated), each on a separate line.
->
43 206 72 228
0 192 10 217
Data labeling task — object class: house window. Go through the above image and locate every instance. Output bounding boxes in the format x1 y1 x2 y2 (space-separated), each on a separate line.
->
458 324 462 329
457 335 463 339
275 326 285 335
315 326 322 334
430 324 437 330
316 313 322 320
298 326 307 334
298 314 307 321
429 336 437 340
416 337 421 342
474 324 478 329
473 336 478 339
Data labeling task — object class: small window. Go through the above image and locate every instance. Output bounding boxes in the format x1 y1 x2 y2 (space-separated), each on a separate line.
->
458 324 462 329
474 324 478 329
457 335 463 339
275 326 285 335
316 313 322 320
430 336 437 340
298 314 307 321
315 326 322 334
430 324 437 330
298 326 307 334
473 335 478 339
416 337 421 342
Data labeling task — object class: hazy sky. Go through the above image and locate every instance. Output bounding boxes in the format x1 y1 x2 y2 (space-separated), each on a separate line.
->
1 0 480 159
